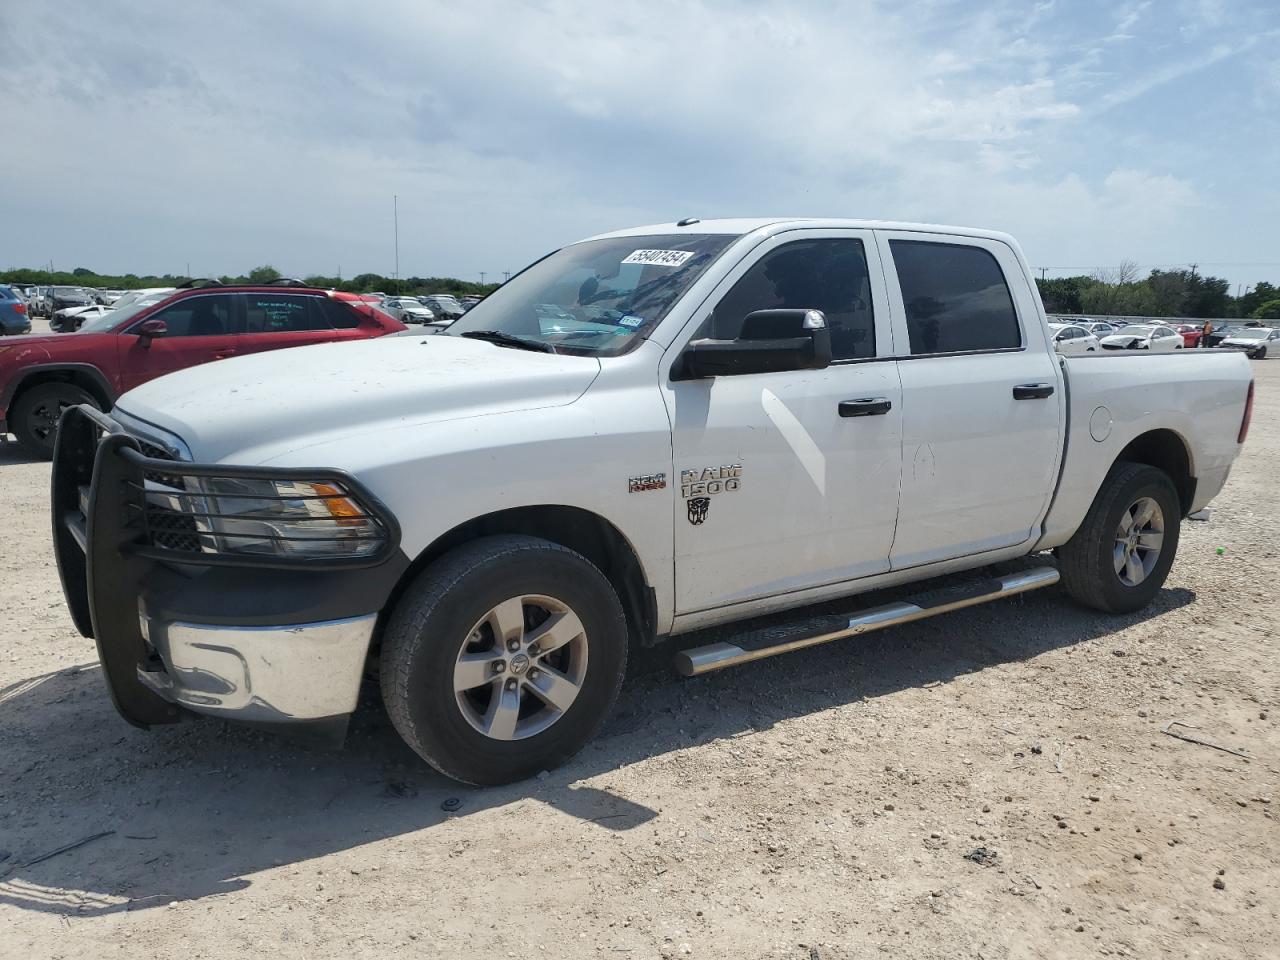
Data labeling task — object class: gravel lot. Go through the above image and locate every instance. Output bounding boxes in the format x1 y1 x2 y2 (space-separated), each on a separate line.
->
1 357 1276 960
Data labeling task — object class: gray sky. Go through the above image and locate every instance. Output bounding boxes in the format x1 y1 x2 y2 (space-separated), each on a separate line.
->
2 0 1278 288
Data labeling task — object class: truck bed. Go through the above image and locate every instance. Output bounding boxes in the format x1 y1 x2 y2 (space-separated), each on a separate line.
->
1037 350 1253 549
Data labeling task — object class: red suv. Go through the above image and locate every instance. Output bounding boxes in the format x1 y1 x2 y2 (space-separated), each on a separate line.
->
0 281 405 458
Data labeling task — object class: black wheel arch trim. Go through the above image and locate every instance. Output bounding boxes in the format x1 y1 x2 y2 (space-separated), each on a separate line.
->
4 362 116 415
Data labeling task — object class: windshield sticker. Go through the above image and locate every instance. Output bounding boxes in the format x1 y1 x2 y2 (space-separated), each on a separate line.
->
622 249 695 267
618 314 645 328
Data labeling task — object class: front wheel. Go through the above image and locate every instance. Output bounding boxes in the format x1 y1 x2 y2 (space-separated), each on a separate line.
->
1253 347 1266 360
381 535 628 785
11 383 99 459
1058 462 1181 613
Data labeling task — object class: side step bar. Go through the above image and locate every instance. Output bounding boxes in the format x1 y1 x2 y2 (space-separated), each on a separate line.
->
675 566 1060 677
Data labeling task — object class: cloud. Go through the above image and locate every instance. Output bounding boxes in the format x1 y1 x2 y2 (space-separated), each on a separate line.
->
0 0 1275 287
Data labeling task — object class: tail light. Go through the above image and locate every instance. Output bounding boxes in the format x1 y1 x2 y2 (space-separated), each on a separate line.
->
14 303 26 314
1238 380 1255 444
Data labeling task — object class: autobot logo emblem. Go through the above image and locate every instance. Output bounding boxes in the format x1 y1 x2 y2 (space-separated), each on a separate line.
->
509 654 530 675
687 497 711 525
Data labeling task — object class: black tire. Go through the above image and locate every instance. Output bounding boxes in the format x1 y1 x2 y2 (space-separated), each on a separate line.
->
1058 462 1181 614
381 535 628 785
11 383 99 460
1254 347 1266 360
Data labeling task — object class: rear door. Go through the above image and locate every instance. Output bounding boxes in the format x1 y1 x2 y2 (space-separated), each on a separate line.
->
234 292 370 357
117 293 240 392
876 232 1064 570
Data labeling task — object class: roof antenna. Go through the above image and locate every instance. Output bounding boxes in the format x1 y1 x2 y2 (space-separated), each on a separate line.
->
676 217 700 227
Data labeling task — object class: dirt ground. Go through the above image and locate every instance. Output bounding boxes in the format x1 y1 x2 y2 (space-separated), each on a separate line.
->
1 357 1276 960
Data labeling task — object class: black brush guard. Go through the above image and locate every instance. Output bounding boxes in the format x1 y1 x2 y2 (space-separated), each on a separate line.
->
51 405 400 729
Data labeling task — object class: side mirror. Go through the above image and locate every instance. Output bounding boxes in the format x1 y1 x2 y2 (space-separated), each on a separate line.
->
675 309 833 380
137 318 167 345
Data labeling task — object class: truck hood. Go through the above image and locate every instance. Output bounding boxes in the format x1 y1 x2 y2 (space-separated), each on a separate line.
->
115 334 602 464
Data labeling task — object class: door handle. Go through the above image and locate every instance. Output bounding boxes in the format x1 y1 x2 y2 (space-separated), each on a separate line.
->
1013 383 1055 400
838 397 892 417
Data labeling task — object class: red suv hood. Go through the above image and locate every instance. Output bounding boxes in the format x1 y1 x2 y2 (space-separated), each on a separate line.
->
0 333 116 361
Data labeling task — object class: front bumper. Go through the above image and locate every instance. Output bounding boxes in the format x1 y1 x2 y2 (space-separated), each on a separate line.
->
137 613 377 722
51 406 408 733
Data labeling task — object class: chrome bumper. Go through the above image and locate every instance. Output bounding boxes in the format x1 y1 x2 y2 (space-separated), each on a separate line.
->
136 612 377 723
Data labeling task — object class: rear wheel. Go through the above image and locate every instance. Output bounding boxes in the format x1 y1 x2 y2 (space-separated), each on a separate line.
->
381 535 628 785
11 383 99 459
1059 462 1181 613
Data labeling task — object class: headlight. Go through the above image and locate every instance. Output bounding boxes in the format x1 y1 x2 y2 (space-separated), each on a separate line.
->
155 475 387 560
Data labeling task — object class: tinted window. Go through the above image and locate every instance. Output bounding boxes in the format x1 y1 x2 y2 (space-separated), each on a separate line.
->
146 295 234 337
320 298 361 329
708 238 875 360
244 294 329 333
890 240 1021 354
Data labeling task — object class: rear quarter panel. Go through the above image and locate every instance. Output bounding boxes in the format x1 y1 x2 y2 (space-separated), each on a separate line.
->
1036 352 1252 549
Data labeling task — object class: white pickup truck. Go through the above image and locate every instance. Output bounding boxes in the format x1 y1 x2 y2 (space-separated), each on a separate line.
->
52 218 1255 785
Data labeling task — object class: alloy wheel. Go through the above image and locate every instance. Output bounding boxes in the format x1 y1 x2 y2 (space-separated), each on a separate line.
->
1114 496 1164 587
452 594 589 740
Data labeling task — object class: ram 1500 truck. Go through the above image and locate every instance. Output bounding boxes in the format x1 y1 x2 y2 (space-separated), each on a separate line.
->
52 219 1255 785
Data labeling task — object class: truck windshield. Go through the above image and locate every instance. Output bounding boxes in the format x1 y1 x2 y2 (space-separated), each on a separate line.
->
445 233 737 356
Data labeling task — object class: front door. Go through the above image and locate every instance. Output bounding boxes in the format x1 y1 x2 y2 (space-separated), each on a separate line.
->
118 292 241 392
876 232 1064 569
663 230 903 614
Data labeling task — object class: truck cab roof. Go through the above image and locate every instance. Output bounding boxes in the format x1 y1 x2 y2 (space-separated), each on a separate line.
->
584 218 1020 247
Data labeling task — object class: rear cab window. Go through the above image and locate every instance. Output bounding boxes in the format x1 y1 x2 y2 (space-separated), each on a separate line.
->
886 239 1022 355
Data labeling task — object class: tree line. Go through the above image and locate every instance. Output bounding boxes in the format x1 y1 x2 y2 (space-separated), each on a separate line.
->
1036 264 1279 320
0 264 499 297
7 261 1279 321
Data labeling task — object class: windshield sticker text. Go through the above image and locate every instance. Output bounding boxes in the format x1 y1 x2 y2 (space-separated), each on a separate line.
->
622 249 695 268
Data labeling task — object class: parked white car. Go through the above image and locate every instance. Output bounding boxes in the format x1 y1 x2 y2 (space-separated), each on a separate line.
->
1047 322 1100 355
50 303 113 333
1218 326 1280 360
383 297 437 324
1099 324 1184 352
1082 321 1118 337
54 218 1254 786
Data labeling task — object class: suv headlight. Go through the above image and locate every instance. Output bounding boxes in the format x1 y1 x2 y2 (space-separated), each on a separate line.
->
185 476 387 560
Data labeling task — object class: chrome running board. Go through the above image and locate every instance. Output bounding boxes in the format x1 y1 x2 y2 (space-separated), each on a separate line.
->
674 566 1060 677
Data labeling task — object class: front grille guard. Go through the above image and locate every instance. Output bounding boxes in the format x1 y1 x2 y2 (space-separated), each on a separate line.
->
55 405 400 573
51 404 401 728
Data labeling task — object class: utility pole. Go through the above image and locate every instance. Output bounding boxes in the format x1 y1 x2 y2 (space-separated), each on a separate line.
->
503 271 511 283
393 195 400 288
479 272 486 285
1039 267 1047 281
186 262 191 278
